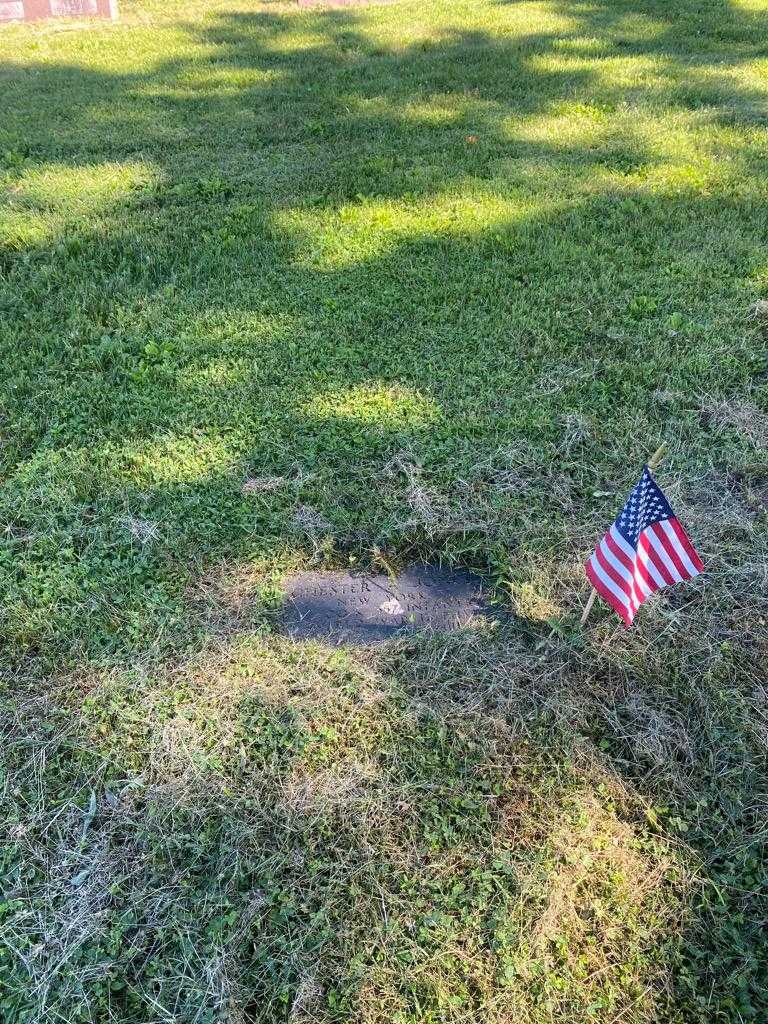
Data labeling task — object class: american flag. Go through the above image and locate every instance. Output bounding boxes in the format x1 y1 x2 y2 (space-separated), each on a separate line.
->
586 466 704 626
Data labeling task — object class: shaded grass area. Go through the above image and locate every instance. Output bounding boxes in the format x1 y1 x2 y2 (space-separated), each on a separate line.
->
1 0 767 1019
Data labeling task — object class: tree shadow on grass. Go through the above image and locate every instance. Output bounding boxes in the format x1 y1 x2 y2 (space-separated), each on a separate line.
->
2 167 764 662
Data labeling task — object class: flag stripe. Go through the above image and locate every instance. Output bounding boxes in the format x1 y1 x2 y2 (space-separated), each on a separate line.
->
587 555 633 624
666 517 704 573
608 525 637 564
606 530 651 603
598 539 638 603
595 544 637 611
633 554 660 597
659 520 700 577
647 538 675 585
651 521 689 581
608 525 652 604
645 526 684 583
599 537 633 584
637 534 669 588
589 553 632 612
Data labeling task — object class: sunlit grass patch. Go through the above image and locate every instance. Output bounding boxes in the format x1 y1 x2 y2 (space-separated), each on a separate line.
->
0 207 51 250
273 188 543 269
5 160 161 214
302 383 441 428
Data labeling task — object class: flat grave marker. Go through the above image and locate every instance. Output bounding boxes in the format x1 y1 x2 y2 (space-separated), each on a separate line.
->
282 563 495 645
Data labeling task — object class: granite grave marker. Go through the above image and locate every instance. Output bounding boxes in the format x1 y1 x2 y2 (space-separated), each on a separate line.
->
282 563 494 645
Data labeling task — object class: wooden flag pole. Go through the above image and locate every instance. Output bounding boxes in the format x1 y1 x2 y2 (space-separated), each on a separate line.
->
647 442 668 474
579 585 597 626
580 443 668 626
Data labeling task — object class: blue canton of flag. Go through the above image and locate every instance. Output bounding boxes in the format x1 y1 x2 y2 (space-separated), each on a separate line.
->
586 466 704 626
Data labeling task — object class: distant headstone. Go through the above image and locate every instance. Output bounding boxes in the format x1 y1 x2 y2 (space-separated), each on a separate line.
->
282 563 494 645
297 0 394 7
0 0 116 22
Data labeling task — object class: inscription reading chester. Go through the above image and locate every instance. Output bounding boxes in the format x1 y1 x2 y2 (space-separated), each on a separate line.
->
282 564 493 645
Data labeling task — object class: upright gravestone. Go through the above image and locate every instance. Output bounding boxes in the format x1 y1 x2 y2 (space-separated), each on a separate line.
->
0 0 116 22
297 0 394 7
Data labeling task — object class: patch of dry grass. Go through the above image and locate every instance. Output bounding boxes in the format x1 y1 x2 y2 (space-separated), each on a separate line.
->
2 634 689 1024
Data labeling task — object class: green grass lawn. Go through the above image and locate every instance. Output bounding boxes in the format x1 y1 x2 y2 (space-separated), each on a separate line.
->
1 0 768 1019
